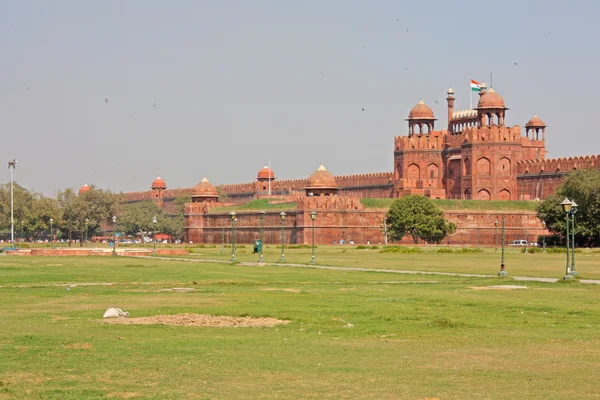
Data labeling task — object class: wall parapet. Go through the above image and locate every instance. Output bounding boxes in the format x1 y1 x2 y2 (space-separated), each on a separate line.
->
518 155 600 175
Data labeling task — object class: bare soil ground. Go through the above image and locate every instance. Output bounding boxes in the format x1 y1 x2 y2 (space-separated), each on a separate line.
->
102 313 289 328
471 285 528 291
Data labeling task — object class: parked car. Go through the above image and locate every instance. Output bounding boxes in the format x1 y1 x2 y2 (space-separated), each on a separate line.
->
509 240 528 246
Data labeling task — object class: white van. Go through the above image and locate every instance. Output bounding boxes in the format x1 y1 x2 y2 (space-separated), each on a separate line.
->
509 240 528 246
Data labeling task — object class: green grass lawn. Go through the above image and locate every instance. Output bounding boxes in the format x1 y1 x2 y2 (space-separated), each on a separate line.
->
182 245 600 280
360 198 538 211
209 199 298 213
1 256 599 399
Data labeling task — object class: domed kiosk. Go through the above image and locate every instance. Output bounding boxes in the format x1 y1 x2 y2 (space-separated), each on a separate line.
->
151 176 167 190
79 184 91 195
191 178 220 203
476 88 508 126
406 100 436 135
257 165 275 182
305 165 338 196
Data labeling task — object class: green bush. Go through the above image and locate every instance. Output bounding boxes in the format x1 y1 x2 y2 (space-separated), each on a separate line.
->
456 248 483 254
379 246 422 254
544 247 582 254
523 247 543 254
436 247 482 254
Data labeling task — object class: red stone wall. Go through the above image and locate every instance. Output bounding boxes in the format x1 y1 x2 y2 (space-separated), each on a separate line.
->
516 155 600 200
184 196 547 247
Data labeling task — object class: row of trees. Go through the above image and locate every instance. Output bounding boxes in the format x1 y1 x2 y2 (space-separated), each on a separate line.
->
537 169 600 247
385 169 600 247
0 184 189 244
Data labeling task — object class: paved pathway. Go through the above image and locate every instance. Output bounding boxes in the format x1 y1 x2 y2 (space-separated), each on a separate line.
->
132 255 600 285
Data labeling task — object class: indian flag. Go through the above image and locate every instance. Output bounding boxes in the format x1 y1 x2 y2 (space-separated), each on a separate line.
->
470 79 481 92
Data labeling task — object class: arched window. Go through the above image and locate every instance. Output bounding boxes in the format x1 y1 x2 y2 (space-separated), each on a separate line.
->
407 163 420 179
477 189 491 201
499 189 511 200
498 157 511 174
477 157 491 174
427 163 439 179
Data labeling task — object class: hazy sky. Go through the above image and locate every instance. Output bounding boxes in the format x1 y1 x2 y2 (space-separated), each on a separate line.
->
1 0 598 195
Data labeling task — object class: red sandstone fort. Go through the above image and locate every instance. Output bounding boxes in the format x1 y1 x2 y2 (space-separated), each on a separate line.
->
84 85 599 245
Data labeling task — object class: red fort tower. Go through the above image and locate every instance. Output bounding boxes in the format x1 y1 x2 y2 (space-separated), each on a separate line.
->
394 85 547 200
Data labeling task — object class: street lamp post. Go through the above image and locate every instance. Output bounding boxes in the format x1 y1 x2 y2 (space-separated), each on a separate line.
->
494 219 498 252
278 212 286 262
84 218 89 246
49 218 54 245
8 159 16 245
112 216 117 256
310 210 317 264
498 215 508 277
229 212 236 262
541 220 547 252
570 201 578 277
560 198 574 280
218 227 224 255
258 210 265 263
152 215 157 254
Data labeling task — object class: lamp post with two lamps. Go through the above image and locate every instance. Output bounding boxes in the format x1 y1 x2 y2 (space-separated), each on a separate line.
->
84 218 89 246
152 215 157 254
541 220 547 252
570 200 578 277
258 210 265 263
112 216 117 256
560 198 574 280
498 215 508 277
49 218 54 245
278 212 286 262
310 210 317 264
229 212 237 262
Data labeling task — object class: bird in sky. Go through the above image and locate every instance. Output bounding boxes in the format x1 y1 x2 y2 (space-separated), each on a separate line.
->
362 108 365 111
434 100 440 104
104 98 109 104
514 62 518 66
26 84 31 91
153 102 157 108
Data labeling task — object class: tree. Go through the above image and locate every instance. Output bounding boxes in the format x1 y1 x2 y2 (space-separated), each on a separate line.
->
119 201 165 239
57 186 119 246
24 195 62 239
169 196 192 242
386 195 456 244
537 169 600 247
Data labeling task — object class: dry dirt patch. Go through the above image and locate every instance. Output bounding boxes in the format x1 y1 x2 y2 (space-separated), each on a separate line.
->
103 313 289 328
260 288 301 293
107 392 142 399
159 288 195 293
471 285 528 291
65 342 93 350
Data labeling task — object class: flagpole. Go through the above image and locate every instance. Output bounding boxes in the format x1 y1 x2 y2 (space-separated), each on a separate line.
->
268 159 271 196
470 81 472 110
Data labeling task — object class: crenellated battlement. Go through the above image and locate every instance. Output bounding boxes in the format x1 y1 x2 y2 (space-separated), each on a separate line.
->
394 131 447 151
518 155 600 175
296 196 364 211
461 125 522 143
